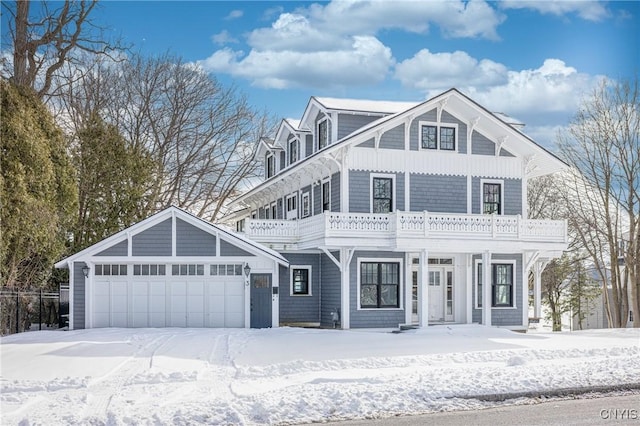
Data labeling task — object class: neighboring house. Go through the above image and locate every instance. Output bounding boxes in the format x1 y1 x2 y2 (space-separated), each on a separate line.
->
55 207 288 329
57 88 568 331
227 88 568 331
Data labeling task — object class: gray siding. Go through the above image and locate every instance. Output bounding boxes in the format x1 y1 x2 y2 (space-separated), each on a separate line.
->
350 251 406 328
357 137 375 148
73 262 86 330
320 251 342 327
409 109 437 151
305 135 313 158
500 148 515 157
279 253 321 324
379 124 404 150
349 171 404 213
176 218 216 256
331 172 340 212
410 174 467 213
471 254 523 326
95 239 128 256
279 151 286 171
471 131 495 155
313 181 322 215
220 239 255 257
472 177 522 215
132 218 172 256
337 113 380 139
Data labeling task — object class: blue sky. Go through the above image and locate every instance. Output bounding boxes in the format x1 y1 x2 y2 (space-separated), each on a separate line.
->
8 1 640 148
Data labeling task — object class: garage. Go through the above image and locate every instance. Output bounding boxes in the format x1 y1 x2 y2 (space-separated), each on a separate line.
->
56 207 288 329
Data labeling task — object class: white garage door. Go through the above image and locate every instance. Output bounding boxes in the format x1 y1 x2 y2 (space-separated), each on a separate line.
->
92 274 245 328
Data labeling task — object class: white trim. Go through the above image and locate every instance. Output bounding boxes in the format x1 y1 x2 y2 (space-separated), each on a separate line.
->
356 257 404 311
370 173 396 213
480 178 505 215
474 258 517 309
290 265 313 296
288 137 299 166
317 116 330 151
418 121 459 152
266 153 275 179
286 192 298 220
68 261 74 330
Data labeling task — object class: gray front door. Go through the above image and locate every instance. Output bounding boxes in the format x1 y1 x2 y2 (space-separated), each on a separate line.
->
250 274 272 328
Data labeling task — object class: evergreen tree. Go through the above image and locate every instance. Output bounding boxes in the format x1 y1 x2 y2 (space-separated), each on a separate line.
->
0 80 77 289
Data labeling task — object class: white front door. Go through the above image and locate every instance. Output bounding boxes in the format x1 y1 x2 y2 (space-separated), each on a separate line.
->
428 270 444 322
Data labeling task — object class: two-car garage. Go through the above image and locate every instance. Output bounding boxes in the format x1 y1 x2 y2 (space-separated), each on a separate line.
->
56 207 287 330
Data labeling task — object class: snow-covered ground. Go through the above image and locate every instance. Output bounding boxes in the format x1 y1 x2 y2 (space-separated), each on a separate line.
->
1 325 639 425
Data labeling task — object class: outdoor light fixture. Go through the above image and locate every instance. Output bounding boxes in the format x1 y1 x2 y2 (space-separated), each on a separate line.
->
243 263 251 278
82 265 90 278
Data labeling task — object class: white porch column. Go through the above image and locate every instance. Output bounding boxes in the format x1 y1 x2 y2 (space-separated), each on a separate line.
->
482 251 492 326
533 261 542 319
418 249 429 327
272 260 280 328
404 254 413 325
340 248 354 329
466 254 473 324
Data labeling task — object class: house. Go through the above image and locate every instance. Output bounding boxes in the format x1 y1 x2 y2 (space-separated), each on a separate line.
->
56 88 568 331
55 207 288 329
227 88 568 331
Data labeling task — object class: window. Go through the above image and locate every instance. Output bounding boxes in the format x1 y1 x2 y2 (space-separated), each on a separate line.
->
476 262 514 308
289 139 298 165
291 267 311 295
266 154 275 178
133 264 166 276
360 262 400 308
372 177 393 213
318 118 329 150
264 205 271 219
420 122 458 151
322 180 331 211
440 127 456 150
236 219 245 233
271 203 277 220
286 194 297 219
421 125 437 149
483 182 502 214
172 264 204 276
95 264 127 276
302 192 310 217
210 264 243 276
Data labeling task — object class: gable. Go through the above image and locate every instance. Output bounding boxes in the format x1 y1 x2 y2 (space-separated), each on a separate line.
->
176 218 216 256
95 239 128 256
220 239 255 257
132 218 172 256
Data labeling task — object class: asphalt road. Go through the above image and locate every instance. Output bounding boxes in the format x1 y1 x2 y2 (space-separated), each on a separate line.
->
317 393 640 426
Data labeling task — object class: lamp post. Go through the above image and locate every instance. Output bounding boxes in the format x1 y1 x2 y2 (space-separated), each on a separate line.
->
244 263 251 286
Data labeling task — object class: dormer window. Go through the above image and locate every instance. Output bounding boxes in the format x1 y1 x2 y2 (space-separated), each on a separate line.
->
288 139 298 165
266 154 275 178
318 118 329 150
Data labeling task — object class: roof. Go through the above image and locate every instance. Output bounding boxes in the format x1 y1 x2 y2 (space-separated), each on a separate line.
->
55 206 288 268
314 97 420 114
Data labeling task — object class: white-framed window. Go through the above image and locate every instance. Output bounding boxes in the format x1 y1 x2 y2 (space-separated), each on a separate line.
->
133 264 166 276
321 179 331 212
290 266 312 296
172 264 205 276
302 192 310 218
370 173 395 213
271 203 277 220
264 205 271 219
358 258 402 309
475 259 516 308
288 138 299 165
251 210 257 219
210 264 243 276
419 121 458 151
317 117 329 150
95 264 128 276
236 219 245 233
480 179 504 215
266 153 275 178
286 193 297 220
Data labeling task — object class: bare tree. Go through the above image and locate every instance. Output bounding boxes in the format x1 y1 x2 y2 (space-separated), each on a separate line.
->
557 77 639 328
2 0 123 98
54 54 274 222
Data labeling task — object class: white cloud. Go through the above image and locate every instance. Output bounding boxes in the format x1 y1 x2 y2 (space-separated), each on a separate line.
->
198 36 393 89
500 1 610 21
395 49 508 90
211 30 238 46
224 9 244 20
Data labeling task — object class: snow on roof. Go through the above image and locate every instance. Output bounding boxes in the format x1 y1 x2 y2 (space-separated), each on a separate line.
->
314 97 420 114
493 112 525 128
285 118 301 130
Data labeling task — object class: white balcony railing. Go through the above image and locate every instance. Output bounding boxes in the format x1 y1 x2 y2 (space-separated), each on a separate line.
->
245 211 567 246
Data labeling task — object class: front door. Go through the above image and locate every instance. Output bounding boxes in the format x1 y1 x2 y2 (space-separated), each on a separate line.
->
428 270 444 322
250 274 272 328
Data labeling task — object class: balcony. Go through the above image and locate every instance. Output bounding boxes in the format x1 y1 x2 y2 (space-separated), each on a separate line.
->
245 212 568 251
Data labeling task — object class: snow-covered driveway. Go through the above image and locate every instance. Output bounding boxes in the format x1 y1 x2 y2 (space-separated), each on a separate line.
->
1 325 639 425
